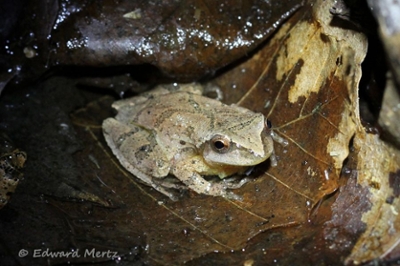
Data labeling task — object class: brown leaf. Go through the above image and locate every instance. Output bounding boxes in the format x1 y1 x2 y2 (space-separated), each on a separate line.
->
69 96 300 263
50 0 303 79
214 0 366 205
63 0 368 263
5 0 400 264
0 0 304 93
344 132 400 264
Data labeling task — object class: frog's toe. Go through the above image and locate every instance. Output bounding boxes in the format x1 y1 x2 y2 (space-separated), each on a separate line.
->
269 152 278 167
151 182 181 201
223 191 243 201
270 131 289 147
222 176 252 189
161 189 180 202
167 193 179 202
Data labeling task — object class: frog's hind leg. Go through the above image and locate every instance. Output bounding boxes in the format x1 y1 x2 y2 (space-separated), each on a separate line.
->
124 164 180 201
152 176 187 190
103 118 179 201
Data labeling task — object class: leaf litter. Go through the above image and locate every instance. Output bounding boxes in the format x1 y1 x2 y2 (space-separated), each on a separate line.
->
66 0 379 264
2 0 399 264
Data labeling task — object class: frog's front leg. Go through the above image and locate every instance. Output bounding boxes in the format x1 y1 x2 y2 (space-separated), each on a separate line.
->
172 157 244 201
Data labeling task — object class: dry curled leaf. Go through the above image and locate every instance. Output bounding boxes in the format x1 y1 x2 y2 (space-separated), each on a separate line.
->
213 0 366 208
344 132 400 264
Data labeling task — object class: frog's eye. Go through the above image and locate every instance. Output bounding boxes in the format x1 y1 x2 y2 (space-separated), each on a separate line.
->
210 135 231 154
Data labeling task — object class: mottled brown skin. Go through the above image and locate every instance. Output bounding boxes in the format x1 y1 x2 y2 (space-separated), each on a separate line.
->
102 83 276 201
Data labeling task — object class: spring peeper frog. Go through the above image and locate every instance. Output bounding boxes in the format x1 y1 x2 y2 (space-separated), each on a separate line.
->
102 83 286 201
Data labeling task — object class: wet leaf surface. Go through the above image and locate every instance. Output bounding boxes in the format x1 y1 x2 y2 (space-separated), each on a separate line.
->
0 0 303 92
1 0 400 265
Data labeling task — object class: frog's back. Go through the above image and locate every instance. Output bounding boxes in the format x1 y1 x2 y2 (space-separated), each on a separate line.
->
132 92 255 131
